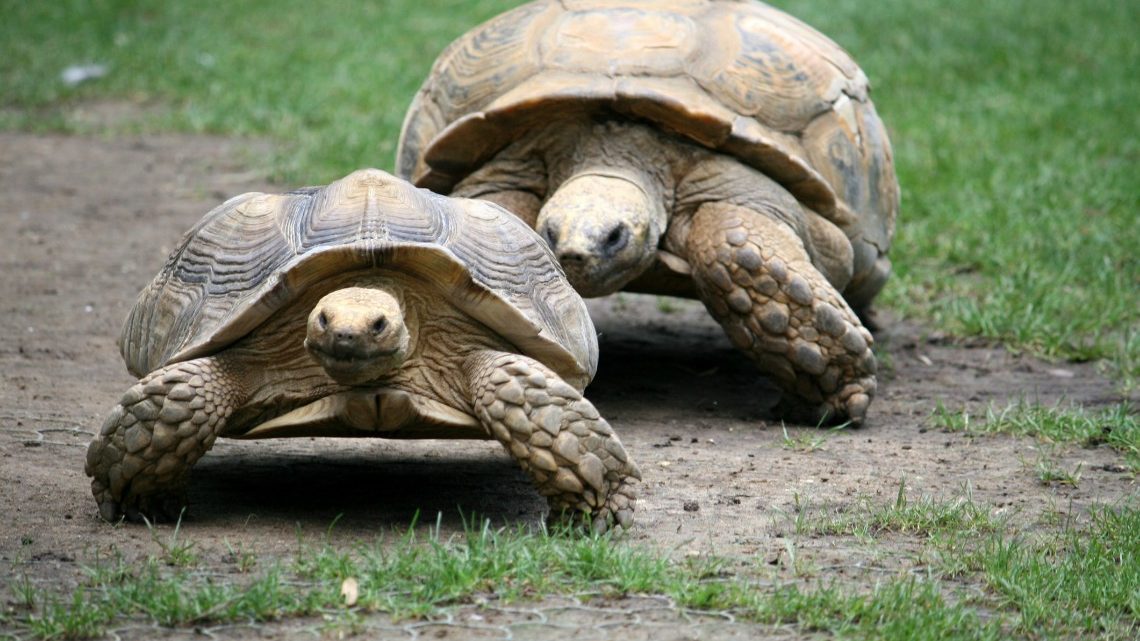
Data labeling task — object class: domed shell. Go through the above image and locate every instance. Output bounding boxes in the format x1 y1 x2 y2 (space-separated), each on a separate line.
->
398 0 897 256
120 169 598 388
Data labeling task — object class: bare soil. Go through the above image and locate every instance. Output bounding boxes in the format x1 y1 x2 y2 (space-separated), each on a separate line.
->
0 132 1134 639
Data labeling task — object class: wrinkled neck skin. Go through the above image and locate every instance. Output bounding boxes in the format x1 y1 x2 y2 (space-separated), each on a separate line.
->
534 120 677 297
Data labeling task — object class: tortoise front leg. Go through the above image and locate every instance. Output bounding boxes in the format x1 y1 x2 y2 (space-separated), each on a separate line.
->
85 356 246 522
686 202 878 424
465 350 640 532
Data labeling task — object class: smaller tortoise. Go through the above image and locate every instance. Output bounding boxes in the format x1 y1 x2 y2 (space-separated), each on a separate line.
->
85 169 639 530
397 0 899 424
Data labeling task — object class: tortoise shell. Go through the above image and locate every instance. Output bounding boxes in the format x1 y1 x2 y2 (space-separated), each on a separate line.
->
397 0 897 257
119 168 598 389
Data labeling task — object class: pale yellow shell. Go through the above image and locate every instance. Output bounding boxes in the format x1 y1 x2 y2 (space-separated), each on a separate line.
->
120 169 598 388
398 0 897 259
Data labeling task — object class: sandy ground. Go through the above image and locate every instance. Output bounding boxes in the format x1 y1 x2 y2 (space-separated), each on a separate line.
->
0 132 1133 639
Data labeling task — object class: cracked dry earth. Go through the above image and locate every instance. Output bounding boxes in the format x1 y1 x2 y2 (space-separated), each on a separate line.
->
0 132 1135 640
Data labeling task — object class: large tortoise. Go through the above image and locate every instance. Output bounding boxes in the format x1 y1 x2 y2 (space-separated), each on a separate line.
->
85 169 640 530
397 0 899 424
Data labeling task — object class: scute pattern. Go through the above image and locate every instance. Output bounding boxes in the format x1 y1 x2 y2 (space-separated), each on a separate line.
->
698 10 842 130
120 169 597 386
543 8 697 75
397 0 897 270
396 0 551 177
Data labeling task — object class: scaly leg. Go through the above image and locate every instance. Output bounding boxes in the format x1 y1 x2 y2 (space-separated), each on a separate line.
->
465 350 640 532
686 202 877 424
85 356 246 522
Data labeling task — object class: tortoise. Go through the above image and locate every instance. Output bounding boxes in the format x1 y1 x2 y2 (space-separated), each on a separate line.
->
396 0 899 424
84 168 640 530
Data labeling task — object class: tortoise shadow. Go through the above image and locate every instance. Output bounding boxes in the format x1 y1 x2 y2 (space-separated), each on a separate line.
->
586 296 782 421
185 442 546 535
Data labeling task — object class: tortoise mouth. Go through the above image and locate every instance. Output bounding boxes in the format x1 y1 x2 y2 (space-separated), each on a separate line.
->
306 341 402 362
305 339 406 384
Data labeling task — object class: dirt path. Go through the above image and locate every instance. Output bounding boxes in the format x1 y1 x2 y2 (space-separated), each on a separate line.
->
0 133 1132 639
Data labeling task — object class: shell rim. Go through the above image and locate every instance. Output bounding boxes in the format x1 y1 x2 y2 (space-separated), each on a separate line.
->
120 177 598 389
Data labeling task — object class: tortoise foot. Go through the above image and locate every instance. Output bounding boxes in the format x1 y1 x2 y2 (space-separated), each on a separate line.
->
94 483 188 524
548 478 637 534
85 357 239 522
467 350 641 532
687 203 877 425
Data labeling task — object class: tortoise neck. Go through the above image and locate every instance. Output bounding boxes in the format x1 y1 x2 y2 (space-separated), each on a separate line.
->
547 120 673 193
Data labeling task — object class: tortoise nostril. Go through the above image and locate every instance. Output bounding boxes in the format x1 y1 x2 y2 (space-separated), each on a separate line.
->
558 249 587 264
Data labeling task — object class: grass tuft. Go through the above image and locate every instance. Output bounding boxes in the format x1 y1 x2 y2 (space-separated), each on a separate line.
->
797 481 1002 540
981 505 1140 637
932 400 1140 471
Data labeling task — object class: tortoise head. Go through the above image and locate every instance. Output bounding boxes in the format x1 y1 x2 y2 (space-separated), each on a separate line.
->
305 287 410 385
536 170 667 298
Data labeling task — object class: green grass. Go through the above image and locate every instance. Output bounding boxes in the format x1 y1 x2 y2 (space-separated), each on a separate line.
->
11 508 1138 640
932 400 1140 471
1031 455 1084 487
796 480 1002 539
780 424 834 452
0 0 521 183
789 488 1140 638
779 0 1140 387
980 505 1140 638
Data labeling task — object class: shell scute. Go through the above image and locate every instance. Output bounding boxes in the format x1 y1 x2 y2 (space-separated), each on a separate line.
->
542 8 698 76
398 0 897 252
120 170 597 387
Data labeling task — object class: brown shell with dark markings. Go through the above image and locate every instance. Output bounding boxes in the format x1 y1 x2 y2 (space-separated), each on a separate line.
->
120 168 598 388
397 0 897 273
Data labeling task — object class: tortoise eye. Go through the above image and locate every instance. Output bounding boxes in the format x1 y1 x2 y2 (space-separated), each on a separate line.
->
372 317 387 334
542 225 559 248
317 311 329 330
602 224 629 255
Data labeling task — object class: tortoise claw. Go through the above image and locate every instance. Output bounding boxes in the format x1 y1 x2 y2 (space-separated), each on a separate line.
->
98 488 187 524
97 499 121 524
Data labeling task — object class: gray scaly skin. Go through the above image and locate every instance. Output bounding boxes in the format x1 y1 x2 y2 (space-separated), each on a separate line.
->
467 350 639 532
686 202 875 422
85 356 241 522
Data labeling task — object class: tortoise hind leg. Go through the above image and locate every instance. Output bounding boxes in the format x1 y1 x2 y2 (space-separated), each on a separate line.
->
85 356 246 522
464 350 640 532
685 202 877 425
